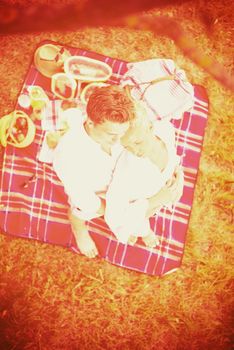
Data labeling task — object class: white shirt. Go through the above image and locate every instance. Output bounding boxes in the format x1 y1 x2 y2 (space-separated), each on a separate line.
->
105 120 180 243
52 108 123 220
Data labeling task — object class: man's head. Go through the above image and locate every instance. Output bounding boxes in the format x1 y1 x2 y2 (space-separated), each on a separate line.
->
85 85 135 147
121 103 154 157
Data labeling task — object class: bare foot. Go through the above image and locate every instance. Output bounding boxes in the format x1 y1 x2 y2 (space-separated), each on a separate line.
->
142 230 159 248
127 235 138 245
68 210 98 258
73 227 98 258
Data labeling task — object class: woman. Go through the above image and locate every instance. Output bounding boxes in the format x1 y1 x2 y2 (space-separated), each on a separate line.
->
105 103 184 248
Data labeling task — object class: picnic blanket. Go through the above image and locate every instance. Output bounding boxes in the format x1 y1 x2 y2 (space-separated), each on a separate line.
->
0 40 209 276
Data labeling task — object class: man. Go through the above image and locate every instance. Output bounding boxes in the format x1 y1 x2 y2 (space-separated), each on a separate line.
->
52 86 135 258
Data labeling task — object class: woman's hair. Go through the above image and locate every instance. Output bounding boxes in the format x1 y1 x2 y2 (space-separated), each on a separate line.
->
130 101 151 129
121 102 153 143
86 85 136 124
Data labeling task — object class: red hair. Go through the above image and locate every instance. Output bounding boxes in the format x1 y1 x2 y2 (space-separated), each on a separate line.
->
86 85 135 124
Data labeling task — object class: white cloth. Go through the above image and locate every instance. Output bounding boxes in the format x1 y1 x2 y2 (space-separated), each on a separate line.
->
105 120 180 243
121 58 194 121
40 99 87 131
52 108 123 220
41 99 63 131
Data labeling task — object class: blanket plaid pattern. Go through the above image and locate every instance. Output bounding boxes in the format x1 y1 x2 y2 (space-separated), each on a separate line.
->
0 40 209 276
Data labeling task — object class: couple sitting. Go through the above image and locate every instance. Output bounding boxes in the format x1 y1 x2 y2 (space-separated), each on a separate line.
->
49 85 183 258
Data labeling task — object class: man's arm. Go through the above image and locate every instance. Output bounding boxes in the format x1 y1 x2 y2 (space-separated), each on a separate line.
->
146 165 184 217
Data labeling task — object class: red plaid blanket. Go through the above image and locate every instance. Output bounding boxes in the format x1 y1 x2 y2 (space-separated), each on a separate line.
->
0 40 209 276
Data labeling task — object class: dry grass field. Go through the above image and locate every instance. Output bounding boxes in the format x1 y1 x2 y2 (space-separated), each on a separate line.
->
0 1 233 349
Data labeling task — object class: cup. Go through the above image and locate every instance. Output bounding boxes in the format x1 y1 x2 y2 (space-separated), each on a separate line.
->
28 86 49 110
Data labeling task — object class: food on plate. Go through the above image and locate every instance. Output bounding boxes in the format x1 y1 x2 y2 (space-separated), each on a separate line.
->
51 73 77 100
0 110 36 148
64 56 112 82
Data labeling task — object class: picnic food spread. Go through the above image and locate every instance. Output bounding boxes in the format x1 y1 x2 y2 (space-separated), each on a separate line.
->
0 43 113 148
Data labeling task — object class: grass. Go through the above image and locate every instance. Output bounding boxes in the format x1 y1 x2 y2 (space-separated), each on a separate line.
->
0 0 233 349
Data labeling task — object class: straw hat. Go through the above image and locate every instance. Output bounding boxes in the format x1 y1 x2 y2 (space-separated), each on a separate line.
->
34 44 71 78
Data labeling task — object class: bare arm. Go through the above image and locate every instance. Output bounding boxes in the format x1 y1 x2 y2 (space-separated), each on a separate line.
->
96 197 106 217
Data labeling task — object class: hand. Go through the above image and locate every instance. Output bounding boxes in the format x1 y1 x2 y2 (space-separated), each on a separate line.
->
46 131 62 149
146 166 184 217
46 124 69 149
166 165 184 204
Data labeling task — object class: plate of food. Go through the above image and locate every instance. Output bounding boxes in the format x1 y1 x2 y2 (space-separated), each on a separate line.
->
64 56 112 82
51 73 77 100
0 110 36 148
